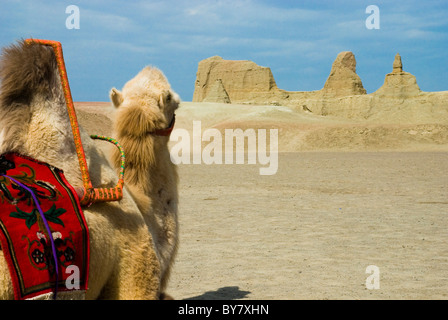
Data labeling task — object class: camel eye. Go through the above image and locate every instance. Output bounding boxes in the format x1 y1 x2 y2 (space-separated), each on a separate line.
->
166 92 172 103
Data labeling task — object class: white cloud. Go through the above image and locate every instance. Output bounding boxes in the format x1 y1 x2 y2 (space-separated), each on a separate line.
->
81 8 140 33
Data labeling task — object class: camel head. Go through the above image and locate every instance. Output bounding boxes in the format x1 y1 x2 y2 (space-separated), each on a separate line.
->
110 66 180 138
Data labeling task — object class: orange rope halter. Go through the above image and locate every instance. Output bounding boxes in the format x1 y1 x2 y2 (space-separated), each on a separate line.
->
24 39 125 207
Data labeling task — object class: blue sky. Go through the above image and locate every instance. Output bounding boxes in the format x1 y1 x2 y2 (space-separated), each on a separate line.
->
1 0 447 101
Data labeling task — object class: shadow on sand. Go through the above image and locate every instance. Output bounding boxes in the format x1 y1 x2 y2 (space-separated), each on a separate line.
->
184 286 251 300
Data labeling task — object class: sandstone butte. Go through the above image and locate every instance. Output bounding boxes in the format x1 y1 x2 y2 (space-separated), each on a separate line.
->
192 52 448 122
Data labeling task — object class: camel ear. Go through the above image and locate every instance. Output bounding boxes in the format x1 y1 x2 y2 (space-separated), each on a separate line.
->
158 90 172 108
110 88 124 108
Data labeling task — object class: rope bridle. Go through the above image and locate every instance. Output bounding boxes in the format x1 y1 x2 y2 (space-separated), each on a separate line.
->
24 39 125 207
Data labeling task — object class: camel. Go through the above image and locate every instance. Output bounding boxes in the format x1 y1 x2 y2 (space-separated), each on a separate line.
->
109 66 180 299
0 40 161 299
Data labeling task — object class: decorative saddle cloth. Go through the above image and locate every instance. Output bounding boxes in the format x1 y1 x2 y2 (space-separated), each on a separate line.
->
0 153 89 300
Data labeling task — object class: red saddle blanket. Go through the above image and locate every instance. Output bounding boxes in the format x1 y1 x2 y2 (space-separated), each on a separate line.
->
0 153 89 299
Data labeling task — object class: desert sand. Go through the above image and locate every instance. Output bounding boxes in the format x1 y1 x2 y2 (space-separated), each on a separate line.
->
75 101 448 300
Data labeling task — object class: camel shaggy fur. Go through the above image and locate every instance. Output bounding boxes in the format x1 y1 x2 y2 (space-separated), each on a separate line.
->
0 40 161 299
109 66 180 298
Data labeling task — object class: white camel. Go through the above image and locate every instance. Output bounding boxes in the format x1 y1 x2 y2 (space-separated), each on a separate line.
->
110 66 180 299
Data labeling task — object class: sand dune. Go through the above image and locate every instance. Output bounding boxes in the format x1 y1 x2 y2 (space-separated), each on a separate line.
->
173 102 448 152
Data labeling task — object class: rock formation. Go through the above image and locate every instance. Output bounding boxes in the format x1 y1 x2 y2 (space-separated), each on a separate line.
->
392 53 402 73
321 51 367 97
203 79 231 103
193 56 279 103
192 52 448 122
374 53 421 98
193 52 367 104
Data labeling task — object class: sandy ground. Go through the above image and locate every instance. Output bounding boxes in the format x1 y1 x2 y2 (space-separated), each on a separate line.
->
75 101 448 300
168 151 448 300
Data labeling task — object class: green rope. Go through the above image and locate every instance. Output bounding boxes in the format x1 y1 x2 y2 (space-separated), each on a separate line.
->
90 135 125 183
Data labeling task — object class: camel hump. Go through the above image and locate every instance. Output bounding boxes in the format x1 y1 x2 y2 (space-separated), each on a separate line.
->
0 39 59 107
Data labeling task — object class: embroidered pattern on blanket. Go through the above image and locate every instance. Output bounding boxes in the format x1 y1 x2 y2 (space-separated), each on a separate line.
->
0 152 89 300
